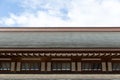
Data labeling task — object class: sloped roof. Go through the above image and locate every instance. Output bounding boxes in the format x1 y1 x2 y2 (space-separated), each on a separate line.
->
0 27 120 48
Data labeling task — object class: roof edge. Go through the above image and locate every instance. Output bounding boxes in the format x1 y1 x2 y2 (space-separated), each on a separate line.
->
0 48 120 51
0 27 120 32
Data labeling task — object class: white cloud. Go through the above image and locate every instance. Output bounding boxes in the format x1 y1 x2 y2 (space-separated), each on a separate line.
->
68 0 120 27
1 16 15 26
0 0 120 27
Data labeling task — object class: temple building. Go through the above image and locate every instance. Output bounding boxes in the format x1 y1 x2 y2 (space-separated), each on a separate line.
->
0 27 120 74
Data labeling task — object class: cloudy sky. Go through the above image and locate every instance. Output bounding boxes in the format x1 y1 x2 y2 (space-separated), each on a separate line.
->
0 0 120 27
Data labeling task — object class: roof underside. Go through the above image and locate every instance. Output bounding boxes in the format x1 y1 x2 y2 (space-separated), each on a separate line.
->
0 31 120 48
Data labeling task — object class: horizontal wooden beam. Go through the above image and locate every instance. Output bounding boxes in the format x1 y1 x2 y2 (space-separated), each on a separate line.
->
0 48 120 51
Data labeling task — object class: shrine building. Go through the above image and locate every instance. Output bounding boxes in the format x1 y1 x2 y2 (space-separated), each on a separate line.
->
0 27 120 74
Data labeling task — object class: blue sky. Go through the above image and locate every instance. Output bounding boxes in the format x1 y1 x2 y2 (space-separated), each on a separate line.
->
0 0 120 27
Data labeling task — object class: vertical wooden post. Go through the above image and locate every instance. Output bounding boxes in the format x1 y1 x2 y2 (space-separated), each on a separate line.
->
16 62 21 71
41 62 45 71
108 62 112 71
102 62 106 71
11 62 15 71
77 62 81 71
71 62 76 71
47 62 51 71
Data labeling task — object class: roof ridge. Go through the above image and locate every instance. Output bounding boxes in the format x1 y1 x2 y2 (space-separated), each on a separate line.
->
0 27 120 32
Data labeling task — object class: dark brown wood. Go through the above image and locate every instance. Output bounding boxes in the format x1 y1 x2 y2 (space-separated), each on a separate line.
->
0 48 120 73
